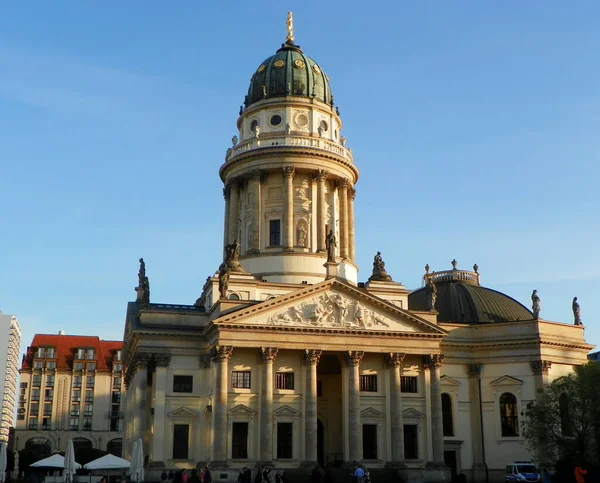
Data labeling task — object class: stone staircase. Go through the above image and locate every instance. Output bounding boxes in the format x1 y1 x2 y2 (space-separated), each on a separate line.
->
279 467 406 483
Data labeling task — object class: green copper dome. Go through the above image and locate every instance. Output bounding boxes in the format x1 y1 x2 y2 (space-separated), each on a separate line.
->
245 42 333 108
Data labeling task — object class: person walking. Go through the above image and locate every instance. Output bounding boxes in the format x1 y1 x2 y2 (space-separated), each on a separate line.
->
353 466 365 483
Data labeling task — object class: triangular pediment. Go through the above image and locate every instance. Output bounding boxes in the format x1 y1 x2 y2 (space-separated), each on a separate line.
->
490 375 523 387
228 404 256 416
402 408 425 419
440 375 461 387
214 279 446 336
168 406 197 419
361 407 384 419
274 405 300 417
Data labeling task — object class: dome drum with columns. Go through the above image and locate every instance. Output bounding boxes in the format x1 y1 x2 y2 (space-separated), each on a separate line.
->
122 14 593 483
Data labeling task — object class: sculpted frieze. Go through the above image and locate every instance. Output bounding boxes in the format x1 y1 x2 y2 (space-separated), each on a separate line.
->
265 292 413 331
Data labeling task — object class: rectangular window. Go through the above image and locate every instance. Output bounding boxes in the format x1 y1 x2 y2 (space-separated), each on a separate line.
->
30 403 39 416
71 404 80 417
76 349 85 360
84 404 93 417
73 362 83 371
42 403 52 417
277 422 293 459
35 348 45 359
86 349 95 360
112 392 121 404
86 362 96 371
231 371 251 389
31 389 40 401
362 424 378 460
232 422 249 459
72 390 81 402
113 363 122 373
110 418 120 432
113 377 122 390
73 376 82 388
33 361 44 369
404 424 419 459
28 419 38 430
276 372 294 390
70 418 79 431
83 418 92 430
85 389 94 404
269 220 281 247
172 424 189 459
173 375 193 393
32 375 42 387
359 375 378 392
46 361 56 370
45 376 55 387
401 376 418 393
44 389 54 401
114 351 122 362
20 382 28 389
86 375 95 388
46 348 55 359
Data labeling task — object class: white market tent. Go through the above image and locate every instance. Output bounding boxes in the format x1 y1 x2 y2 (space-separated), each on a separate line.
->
83 455 130 470
30 454 82 469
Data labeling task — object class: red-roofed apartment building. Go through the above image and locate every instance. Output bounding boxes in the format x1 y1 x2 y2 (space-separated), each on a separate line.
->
13 333 124 459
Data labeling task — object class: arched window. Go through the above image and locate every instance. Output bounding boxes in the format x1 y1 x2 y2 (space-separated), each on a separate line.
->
441 393 454 437
559 393 572 436
499 392 519 437
72 437 93 457
107 438 123 457
25 438 51 458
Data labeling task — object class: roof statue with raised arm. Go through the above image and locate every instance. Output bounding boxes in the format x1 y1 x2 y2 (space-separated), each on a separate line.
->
286 12 294 43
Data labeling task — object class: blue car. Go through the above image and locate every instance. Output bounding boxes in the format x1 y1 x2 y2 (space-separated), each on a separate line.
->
505 462 541 482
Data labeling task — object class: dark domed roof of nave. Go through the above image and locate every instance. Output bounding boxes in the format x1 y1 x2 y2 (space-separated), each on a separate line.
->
408 262 533 324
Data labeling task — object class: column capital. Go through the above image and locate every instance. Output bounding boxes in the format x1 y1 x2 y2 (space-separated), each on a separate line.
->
249 169 263 181
260 347 279 362
385 352 406 367
303 349 322 365
530 360 552 375
345 350 364 367
153 354 171 368
315 169 329 181
211 345 233 362
338 178 351 190
223 186 230 199
424 354 444 369
349 188 356 200
467 363 483 377
199 354 212 369
283 166 295 178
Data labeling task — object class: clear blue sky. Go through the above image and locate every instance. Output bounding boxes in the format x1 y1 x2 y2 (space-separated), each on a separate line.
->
1 2 599 357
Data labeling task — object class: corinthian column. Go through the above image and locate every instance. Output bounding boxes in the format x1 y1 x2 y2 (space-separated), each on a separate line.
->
248 170 262 252
228 182 239 245
339 179 349 259
223 187 230 250
211 346 233 466
316 170 328 252
425 354 445 464
345 350 364 463
467 363 486 481
260 347 278 464
348 188 356 261
283 167 295 249
303 349 322 464
151 354 171 464
385 352 405 464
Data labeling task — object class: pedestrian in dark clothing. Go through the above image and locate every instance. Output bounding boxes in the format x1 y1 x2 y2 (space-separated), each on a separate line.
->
324 469 334 483
189 469 200 483
254 468 262 483
202 467 212 483
161 472 168 482
168 471 175 481
310 467 321 483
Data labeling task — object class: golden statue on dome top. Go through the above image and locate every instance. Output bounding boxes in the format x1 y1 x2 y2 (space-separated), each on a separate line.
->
286 12 294 43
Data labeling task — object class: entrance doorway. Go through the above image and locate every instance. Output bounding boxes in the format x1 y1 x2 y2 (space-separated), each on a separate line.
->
444 450 458 482
317 419 325 466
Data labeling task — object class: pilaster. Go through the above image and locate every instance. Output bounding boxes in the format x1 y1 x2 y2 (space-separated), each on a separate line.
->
530 360 552 401
151 354 170 465
339 179 349 259
348 188 356 261
228 182 239 245
424 354 445 465
283 167 295 250
247 169 262 253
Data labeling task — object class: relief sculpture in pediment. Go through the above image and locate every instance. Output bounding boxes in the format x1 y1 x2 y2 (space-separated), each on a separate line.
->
267 293 395 330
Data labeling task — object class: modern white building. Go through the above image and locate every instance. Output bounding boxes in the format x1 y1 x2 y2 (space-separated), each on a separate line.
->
0 313 21 443
121 15 593 483
13 333 124 459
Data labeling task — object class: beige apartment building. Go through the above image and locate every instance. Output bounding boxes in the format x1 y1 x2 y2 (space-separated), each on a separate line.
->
14 334 124 458
121 15 593 483
0 313 22 443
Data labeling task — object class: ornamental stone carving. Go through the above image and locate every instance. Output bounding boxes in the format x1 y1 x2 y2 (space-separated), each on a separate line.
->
153 354 171 367
199 354 212 369
530 360 552 375
424 354 444 369
344 350 364 366
266 293 399 330
303 349 322 365
385 352 405 367
467 363 483 377
260 347 278 362
211 345 233 362
283 166 295 178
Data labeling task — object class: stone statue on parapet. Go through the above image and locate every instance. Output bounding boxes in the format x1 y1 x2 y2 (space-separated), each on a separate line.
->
325 229 337 263
135 257 150 304
368 251 393 282
531 290 540 319
573 297 582 325
218 264 230 299
426 278 437 312
221 239 246 273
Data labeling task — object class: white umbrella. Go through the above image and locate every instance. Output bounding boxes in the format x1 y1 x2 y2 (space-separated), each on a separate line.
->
0 442 7 483
31 454 81 469
64 440 77 483
83 454 130 470
130 439 144 483
13 450 19 480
